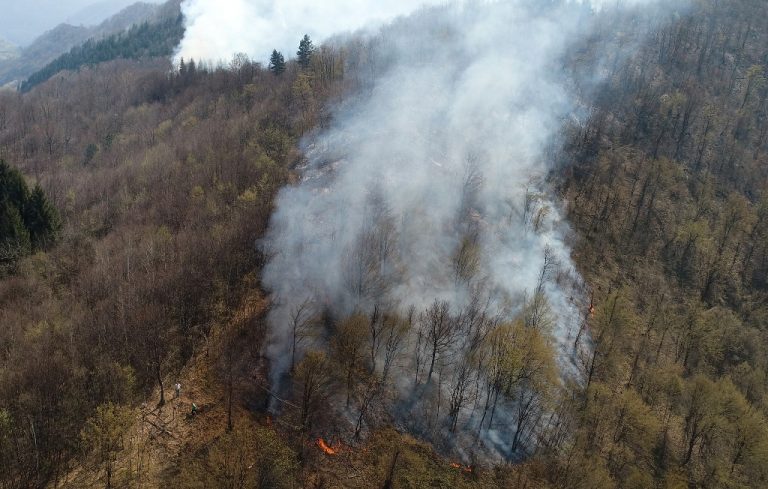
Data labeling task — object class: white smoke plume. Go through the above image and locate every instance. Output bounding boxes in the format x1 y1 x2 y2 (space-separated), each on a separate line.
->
173 0 667 65
255 0 684 457
175 0 677 459
175 0 445 64
265 0 583 369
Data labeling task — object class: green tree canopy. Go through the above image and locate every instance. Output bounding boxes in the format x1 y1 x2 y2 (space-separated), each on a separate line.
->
269 49 286 75
24 185 61 250
297 34 314 70
0 160 60 267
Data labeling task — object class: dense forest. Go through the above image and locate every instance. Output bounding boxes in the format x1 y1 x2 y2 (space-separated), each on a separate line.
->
0 1 172 88
0 0 767 488
0 160 60 267
20 16 186 93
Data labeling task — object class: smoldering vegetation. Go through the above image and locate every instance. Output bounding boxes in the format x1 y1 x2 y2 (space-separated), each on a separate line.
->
260 0 683 461
3 0 768 485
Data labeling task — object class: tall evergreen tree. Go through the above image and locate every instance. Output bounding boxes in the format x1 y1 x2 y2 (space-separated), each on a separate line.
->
269 50 286 76
297 35 314 70
0 198 30 264
0 160 29 209
0 160 60 265
24 185 61 250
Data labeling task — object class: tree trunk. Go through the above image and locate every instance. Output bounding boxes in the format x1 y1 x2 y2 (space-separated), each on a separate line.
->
683 420 699 466
227 352 233 432
426 342 438 382
156 362 165 407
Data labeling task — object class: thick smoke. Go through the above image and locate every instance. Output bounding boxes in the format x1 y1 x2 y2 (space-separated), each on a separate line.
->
182 0 672 460
175 0 444 64
258 0 677 457
266 0 584 363
173 0 666 65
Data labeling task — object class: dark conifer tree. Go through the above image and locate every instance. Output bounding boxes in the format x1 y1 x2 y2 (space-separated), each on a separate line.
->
297 35 314 70
0 160 29 208
0 160 60 264
178 57 187 76
269 49 286 75
24 185 61 251
0 199 30 263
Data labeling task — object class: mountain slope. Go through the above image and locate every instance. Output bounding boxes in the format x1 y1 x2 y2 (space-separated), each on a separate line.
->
0 38 18 63
67 0 163 27
0 1 169 87
20 15 185 92
0 0 766 488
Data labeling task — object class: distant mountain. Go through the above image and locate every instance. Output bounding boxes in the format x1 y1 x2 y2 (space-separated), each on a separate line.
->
0 1 172 87
0 0 165 46
66 0 159 27
0 38 19 62
21 14 185 92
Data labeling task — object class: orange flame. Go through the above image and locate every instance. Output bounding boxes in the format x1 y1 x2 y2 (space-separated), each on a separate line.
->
450 462 473 474
316 438 338 455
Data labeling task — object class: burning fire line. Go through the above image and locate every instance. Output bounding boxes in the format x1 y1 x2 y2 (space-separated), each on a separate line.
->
316 438 340 456
450 462 473 474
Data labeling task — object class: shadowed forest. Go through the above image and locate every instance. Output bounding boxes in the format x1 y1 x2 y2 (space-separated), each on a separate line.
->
1 1 767 488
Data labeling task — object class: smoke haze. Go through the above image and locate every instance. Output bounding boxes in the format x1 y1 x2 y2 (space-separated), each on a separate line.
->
175 0 444 64
256 0 684 459
264 0 586 378
176 0 676 459
174 0 667 65
0 0 164 46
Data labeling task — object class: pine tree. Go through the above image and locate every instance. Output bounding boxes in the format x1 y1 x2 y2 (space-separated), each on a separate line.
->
297 35 314 70
0 160 60 264
269 50 286 76
24 185 61 251
0 160 29 209
0 198 30 264
178 57 187 76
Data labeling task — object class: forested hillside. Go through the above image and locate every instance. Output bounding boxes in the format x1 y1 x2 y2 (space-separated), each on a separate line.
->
0 1 173 87
0 0 766 488
556 0 768 486
20 15 185 92
0 54 331 486
0 160 60 267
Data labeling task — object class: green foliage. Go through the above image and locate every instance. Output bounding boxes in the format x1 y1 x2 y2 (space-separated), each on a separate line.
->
80 403 135 488
269 49 286 76
295 350 333 429
0 158 29 204
20 15 185 92
24 185 62 250
297 34 315 70
0 196 31 263
173 426 299 489
0 38 318 487
558 1 768 487
3 1 768 488
0 160 59 266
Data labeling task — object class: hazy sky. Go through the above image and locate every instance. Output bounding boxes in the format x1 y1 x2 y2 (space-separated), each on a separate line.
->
175 0 660 65
0 0 163 46
175 0 444 64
